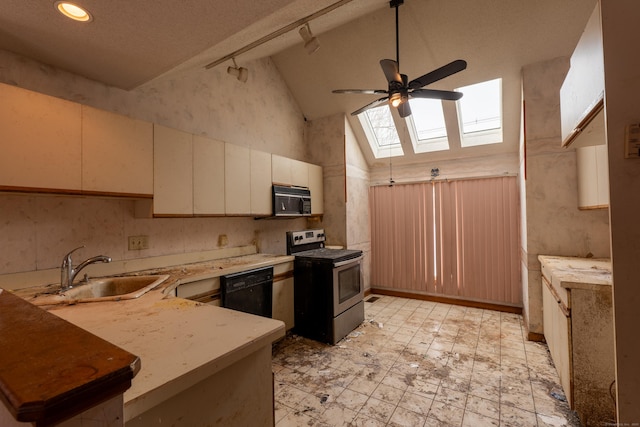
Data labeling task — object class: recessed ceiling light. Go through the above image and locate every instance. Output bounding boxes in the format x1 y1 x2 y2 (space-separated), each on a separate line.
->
54 2 93 22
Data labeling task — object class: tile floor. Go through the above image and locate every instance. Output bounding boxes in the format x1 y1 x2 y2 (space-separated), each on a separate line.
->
272 294 581 426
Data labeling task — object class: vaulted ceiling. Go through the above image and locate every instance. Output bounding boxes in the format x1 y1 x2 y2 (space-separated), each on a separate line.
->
0 0 596 166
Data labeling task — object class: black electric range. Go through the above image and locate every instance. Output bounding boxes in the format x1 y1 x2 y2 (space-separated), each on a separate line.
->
286 229 364 344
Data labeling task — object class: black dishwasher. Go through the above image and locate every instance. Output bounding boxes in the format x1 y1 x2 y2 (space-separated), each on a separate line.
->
220 266 273 318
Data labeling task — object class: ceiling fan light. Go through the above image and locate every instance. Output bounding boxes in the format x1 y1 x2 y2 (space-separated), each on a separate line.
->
389 93 402 108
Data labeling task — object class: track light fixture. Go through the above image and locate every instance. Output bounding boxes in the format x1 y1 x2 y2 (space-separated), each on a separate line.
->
227 58 248 83
298 23 320 54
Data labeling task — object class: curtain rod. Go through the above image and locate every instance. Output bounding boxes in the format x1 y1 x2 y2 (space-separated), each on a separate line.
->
370 172 518 187
204 0 356 70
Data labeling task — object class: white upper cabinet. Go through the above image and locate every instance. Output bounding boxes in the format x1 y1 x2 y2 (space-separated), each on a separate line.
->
82 106 153 195
560 3 604 147
251 150 272 216
0 83 82 191
271 154 309 188
290 159 309 188
577 144 609 209
153 124 193 215
308 163 324 215
225 143 251 215
271 154 292 186
193 136 225 215
0 83 154 196
271 154 323 215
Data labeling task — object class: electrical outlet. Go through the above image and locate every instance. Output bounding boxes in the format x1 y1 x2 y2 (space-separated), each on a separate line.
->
128 235 149 250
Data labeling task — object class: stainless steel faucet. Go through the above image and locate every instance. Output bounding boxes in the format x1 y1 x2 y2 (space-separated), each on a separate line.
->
60 246 112 291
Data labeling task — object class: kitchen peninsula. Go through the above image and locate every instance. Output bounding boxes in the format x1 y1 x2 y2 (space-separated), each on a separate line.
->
4 251 289 426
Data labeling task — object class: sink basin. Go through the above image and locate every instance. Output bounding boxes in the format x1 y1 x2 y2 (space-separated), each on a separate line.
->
62 275 170 302
30 275 170 305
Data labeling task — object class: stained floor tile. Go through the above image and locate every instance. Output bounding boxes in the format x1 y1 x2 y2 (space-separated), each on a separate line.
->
273 294 582 426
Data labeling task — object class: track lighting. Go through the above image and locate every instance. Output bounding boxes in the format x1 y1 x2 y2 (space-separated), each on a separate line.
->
227 58 248 83
299 23 320 54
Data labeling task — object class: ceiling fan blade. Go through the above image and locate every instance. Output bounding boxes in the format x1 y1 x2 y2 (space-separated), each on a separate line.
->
408 59 468 90
398 101 412 118
350 97 389 116
380 59 402 84
332 89 388 95
410 88 464 101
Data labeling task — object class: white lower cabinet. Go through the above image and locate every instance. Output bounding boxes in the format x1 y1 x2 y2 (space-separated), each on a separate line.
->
272 261 294 330
542 277 571 404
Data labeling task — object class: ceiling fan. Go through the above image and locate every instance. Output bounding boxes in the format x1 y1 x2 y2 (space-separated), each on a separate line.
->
332 0 467 118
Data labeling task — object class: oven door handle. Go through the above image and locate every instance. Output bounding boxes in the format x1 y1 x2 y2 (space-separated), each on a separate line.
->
333 255 363 268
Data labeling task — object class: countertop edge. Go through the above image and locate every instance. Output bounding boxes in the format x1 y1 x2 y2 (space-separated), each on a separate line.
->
123 320 285 421
538 255 612 291
0 290 139 426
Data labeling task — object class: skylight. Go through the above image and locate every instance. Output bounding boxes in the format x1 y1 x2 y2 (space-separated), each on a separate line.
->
456 78 503 147
358 105 404 158
356 78 503 158
406 98 450 153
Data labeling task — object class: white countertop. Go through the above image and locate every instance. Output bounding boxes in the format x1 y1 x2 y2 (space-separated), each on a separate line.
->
538 255 612 308
51 290 284 421
13 253 290 422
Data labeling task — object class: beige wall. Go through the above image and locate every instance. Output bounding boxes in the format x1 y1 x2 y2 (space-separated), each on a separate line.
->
305 114 371 290
600 0 640 420
520 56 610 337
345 117 371 291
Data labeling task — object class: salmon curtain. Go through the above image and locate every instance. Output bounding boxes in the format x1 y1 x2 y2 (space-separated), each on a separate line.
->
369 176 521 306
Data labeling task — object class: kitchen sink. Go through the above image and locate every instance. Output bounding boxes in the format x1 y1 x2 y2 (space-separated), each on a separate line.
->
61 275 170 302
30 275 170 305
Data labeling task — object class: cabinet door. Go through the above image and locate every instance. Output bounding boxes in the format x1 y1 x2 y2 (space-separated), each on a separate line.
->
251 150 272 215
273 261 295 330
0 83 82 191
308 163 323 215
153 124 193 215
271 154 292 186
595 144 609 206
542 278 572 406
577 145 609 209
193 136 225 215
290 159 309 188
273 277 294 330
560 4 604 145
225 143 251 215
82 106 153 195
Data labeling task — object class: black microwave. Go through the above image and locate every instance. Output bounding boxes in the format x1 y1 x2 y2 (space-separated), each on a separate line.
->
272 185 311 216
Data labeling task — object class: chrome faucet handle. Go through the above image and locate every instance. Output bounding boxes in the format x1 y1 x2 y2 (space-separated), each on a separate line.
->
62 245 85 265
60 245 85 290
